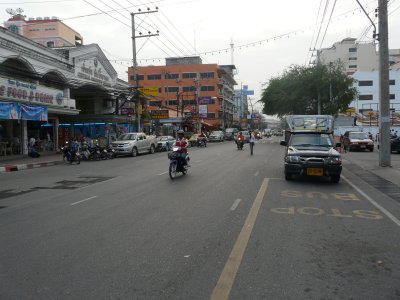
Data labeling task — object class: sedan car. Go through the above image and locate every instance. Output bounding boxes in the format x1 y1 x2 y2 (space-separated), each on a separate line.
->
156 135 176 151
208 131 224 142
342 131 374 152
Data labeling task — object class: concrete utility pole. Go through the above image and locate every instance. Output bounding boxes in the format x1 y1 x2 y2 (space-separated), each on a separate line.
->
131 8 159 132
378 0 391 167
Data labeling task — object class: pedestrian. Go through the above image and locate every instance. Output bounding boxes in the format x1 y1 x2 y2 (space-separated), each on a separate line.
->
249 131 255 155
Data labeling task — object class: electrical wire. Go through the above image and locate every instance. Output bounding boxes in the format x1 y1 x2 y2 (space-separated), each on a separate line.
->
319 0 337 49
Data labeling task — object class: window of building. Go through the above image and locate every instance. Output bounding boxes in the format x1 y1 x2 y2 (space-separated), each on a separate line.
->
389 80 396 85
158 87 162 93
358 80 373 86
349 57 357 60
201 85 215 92
207 113 216 119
183 86 196 92
359 94 373 100
147 74 162 80
149 101 162 107
165 73 179 79
168 100 178 106
200 72 215 79
165 86 179 93
182 72 197 79
183 100 196 105
348 65 357 69
46 41 55 48
349 48 357 52
7 25 19 34
129 75 144 81
390 94 395 100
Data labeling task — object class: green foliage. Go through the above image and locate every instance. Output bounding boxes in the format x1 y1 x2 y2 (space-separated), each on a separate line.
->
261 64 358 117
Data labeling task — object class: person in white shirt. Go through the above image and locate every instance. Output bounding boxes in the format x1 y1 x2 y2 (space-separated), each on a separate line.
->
249 131 256 155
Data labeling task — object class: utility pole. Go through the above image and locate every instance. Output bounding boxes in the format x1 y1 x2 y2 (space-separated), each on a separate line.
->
378 0 391 167
316 49 321 114
131 7 159 132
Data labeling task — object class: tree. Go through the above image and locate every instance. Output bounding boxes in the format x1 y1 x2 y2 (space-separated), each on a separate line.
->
260 63 357 117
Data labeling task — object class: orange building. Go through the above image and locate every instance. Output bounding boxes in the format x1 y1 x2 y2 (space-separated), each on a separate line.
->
128 56 237 132
4 13 83 48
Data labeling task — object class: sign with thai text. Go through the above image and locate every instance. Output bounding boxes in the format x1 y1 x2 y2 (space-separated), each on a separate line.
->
76 58 114 88
150 110 169 119
0 77 64 107
139 87 159 97
20 103 48 121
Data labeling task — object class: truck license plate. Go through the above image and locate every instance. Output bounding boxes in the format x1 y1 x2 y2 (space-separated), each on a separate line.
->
307 168 323 176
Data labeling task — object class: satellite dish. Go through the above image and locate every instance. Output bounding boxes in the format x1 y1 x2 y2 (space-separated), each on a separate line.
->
16 8 24 14
6 8 16 15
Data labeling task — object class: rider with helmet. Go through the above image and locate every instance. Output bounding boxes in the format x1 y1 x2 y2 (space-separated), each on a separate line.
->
175 130 189 166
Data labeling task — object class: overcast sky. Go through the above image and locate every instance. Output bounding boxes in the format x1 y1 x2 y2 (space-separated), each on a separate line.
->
2 0 400 110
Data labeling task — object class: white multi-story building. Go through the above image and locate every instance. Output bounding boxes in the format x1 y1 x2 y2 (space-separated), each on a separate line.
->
351 69 400 113
318 37 400 75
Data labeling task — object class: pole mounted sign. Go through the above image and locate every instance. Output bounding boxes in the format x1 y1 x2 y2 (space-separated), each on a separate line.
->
150 110 169 119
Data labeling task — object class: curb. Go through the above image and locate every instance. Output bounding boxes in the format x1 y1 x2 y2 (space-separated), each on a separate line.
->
0 160 63 173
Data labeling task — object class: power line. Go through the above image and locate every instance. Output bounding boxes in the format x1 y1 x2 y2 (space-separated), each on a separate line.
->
319 0 337 49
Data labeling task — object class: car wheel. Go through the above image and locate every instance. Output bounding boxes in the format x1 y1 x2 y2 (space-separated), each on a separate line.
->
131 147 138 157
370 148 374 152
285 173 292 180
331 175 340 183
149 144 155 154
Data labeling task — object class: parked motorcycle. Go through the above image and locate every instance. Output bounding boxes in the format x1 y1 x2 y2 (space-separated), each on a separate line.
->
61 142 80 164
106 145 116 159
168 146 189 179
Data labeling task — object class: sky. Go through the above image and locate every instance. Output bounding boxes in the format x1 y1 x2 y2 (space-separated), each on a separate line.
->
1 0 400 112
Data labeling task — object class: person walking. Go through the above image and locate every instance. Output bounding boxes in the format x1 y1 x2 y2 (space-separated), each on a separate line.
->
249 131 256 155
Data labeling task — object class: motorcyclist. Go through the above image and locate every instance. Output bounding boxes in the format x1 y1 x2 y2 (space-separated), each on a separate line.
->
175 130 189 166
236 131 244 149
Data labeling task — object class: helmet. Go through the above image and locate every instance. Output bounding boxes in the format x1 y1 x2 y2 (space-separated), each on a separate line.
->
177 130 184 134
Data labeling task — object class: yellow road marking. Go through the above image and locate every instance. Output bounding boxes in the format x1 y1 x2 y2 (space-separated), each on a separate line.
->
210 178 269 300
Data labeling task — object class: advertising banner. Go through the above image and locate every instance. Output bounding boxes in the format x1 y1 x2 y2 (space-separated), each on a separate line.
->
0 101 20 120
139 87 159 97
199 104 208 118
20 103 48 121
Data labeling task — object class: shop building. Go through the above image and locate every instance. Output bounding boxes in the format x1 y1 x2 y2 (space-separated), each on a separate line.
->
0 25 130 156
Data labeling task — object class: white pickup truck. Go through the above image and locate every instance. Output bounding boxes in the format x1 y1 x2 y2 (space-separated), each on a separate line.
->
111 132 157 157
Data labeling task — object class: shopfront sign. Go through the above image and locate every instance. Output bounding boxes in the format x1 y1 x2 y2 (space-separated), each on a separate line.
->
0 77 64 107
76 59 114 88
150 110 169 119
139 87 159 97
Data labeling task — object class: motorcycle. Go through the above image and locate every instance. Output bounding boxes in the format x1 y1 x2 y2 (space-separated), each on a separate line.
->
106 145 116 159
236 137 244 150
197 138 206 148
168 146 189 179
61 142 80 164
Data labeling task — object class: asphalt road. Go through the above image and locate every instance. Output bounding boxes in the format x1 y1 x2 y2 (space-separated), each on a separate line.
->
0 137 399 299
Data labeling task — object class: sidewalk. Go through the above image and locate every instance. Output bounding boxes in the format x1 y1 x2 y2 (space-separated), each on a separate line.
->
0 152 63 173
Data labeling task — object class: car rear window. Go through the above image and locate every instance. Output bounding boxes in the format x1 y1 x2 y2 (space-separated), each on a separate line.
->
349 132 368 139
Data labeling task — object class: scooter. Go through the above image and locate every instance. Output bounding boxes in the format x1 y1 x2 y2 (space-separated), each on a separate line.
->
61 142 80 164
168 146 189 179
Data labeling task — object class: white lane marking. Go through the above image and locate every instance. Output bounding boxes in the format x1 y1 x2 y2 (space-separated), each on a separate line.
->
77 176 119 191
71 196 98 206
158 171 168 176
254 171 259 177
342 175 400 227
230 199 242 211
